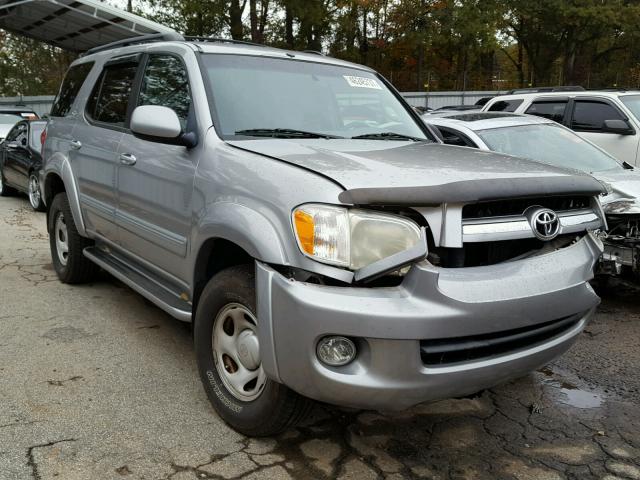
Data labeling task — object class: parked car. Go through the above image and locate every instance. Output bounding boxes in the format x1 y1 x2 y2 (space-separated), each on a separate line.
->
422 112 640 278
42 35 606 436
0 119 47 210
0 107 39 141
481 91 640 166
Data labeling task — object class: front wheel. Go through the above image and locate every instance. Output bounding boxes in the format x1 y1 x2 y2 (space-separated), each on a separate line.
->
194 264 312 436
28 173 45 211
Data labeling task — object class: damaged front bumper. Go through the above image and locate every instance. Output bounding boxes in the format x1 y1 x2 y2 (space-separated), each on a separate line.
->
256 232 604 411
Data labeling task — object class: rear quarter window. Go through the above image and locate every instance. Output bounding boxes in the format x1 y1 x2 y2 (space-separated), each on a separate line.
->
487 99 523 112
50 62 94 117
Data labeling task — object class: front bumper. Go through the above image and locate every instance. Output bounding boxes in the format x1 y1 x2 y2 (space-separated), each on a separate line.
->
256 233 603 410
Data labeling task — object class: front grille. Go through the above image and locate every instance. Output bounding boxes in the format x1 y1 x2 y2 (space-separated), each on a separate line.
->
462 196 591 219
420 314 583 366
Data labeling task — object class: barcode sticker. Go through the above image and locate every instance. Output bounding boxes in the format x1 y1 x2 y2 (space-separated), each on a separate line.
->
343 75 382 90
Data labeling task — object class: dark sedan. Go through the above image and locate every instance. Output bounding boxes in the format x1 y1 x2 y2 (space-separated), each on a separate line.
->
0 120 47 211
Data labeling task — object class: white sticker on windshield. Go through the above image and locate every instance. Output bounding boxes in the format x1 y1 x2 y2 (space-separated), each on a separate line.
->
344 75 382 90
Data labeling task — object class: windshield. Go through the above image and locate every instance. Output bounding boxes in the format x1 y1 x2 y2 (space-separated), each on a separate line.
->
201 54 429 141
620 95 640 121
477 123 623 173
0 113 23 125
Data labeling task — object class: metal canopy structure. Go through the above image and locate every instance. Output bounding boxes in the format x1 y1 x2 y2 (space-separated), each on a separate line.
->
0 0 177 52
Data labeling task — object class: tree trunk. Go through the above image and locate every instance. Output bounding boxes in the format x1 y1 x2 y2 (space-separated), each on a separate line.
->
229 0 246 40
250 0 258 42
285 3 294 48
517 42 524 87
359 7 368 64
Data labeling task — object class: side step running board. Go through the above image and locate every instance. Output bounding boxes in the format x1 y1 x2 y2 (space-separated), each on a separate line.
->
83 246 192 322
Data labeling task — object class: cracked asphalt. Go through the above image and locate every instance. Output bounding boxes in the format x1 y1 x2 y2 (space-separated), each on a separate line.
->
0 196 639 480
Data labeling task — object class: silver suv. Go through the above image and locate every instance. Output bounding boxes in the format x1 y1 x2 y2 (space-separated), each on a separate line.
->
42 35 606 436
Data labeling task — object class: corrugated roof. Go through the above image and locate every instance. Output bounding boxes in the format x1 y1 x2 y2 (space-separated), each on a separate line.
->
0 0 176 52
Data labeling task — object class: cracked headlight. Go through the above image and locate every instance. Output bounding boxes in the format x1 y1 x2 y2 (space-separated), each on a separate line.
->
293 204 421 270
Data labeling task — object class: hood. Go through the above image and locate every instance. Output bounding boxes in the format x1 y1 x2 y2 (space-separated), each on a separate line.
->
228 139 605 205
595 169 640 214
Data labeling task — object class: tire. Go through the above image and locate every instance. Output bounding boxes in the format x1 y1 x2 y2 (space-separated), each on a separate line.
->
194 264 312 436
48 192 99 284
28 172 45 212
0 167 16 197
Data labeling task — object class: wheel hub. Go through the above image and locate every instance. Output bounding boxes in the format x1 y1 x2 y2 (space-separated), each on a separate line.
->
236 329 260 370
54 213 69 266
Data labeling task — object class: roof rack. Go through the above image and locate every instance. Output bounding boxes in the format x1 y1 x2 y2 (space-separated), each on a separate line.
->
184 36 266 48
506 86 585 94
302 50 324 56
84 32 185 56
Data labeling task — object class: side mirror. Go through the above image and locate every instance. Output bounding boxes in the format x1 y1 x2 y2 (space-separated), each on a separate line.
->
130 105 197 148
603 119 634 135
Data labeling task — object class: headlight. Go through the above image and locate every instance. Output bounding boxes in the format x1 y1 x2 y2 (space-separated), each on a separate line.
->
292 204 421 270
602 199 640 215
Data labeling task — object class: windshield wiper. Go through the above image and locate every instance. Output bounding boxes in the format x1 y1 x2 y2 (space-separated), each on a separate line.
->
351 132 425 141
235 128 342 139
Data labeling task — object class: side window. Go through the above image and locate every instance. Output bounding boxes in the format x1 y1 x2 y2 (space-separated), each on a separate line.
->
488 99 523 112
137 55 191 129
6 123 26 143
525 101 567 122
571 100 625 132
86 61 138 127
50 62 94 118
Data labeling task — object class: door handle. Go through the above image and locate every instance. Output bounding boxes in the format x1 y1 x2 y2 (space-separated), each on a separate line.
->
119 153 137 166
70 140 82 150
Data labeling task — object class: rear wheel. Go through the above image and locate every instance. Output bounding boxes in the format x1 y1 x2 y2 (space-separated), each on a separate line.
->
28 173 45 211
194 264 312 436
48 192 98 283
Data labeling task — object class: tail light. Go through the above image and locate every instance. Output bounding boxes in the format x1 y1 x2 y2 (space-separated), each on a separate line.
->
40 127 47 155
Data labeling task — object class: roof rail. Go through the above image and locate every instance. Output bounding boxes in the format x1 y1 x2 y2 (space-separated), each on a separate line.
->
594 87 640 92
84 32 185 56
184 36 266 48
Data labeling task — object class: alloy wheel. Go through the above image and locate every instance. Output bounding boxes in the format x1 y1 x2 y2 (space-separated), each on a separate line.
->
28 175 41 209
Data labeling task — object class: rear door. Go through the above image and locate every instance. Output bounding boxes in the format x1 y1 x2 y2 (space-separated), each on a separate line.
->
74 54 140 240
115 53 196 280
567 97 639 164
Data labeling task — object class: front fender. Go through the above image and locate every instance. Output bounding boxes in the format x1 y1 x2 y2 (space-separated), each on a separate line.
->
193 201 288 265
43 153 87 237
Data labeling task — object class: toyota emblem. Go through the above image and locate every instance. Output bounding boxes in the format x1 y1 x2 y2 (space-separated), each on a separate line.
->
526 207 561 241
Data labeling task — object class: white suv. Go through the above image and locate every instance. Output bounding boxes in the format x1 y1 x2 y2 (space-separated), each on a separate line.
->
482 91 640 166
